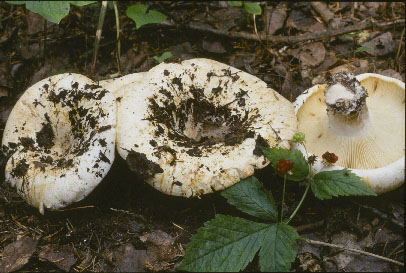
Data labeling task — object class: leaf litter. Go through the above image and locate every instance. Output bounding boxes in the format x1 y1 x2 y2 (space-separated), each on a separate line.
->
0 1 404 272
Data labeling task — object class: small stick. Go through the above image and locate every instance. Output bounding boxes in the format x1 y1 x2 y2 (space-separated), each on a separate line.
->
113 1 121 74
306 239 404 267
160 18 405 45
91 1 108 74
294 220 324 233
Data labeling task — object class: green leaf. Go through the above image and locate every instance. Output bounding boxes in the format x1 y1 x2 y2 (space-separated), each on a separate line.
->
25 1 70 24
126 4 166 29
6 1 97 24
261 147 309 181
228 1 243 7
5 1 25 5
153 51 172 63
311 169 377 200
178 214 269 272
69 1 97 7
259 223 300 272
221 176 278 221
244 2 262 15
354 46 372 53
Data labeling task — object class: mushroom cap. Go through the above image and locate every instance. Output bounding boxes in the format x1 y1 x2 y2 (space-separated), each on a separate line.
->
2 73 116 213
98 72 147 98
117 58 297 197
294 73 405 193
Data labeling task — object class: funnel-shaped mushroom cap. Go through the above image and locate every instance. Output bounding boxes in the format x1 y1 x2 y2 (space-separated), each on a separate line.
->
117 58 297 197
294 73 405 193
2 73 116 214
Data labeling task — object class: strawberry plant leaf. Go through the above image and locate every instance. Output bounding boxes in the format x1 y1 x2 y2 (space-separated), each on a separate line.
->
126 4 166 29
261 147 309 181
178 214 269 272
311 169 377 200
154 51 172 63
244 2 262 15
221 176 278 221
259 223 300 272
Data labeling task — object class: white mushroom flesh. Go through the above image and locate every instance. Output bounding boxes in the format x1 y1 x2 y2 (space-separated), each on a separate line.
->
294 73 405 193
2 73 116 214
117 58 297 197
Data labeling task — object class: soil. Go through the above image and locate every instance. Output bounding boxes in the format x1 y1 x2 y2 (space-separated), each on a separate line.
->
0 2 404 272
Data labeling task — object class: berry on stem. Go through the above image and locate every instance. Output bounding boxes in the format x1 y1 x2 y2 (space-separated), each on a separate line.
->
277 159 294 174
293 132 305 143
322 151 338 164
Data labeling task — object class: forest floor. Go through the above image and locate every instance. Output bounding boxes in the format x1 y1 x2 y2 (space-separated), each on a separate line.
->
0 2 404 272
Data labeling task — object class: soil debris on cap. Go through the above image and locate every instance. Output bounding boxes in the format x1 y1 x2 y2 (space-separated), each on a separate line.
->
126 150 164 181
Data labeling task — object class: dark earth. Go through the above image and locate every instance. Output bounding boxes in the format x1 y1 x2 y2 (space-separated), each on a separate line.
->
0 2 404 272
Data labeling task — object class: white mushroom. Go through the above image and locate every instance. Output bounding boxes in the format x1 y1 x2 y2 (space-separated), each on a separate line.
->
2 73 116 214
98 72 147 98
117 58 297 197
294 72 405 193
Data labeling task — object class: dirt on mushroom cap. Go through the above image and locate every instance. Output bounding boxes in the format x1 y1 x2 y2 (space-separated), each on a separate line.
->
2 73 116 214
117 58 296 197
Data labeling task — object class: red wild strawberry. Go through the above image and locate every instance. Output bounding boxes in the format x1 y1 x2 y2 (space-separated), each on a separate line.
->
277 159 293 175
322 151 338 164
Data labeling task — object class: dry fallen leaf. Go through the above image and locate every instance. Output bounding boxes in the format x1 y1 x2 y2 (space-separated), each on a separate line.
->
0 236 37 273
39 245 76 272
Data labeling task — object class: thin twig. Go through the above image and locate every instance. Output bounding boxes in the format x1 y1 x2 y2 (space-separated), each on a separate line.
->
91 1 108 74
395 27 405 70
113 1 121 75
294 220 324 233
306 239 404 267
160 18 405 44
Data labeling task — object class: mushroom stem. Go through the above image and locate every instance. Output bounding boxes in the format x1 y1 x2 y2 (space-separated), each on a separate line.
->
325 72 370 135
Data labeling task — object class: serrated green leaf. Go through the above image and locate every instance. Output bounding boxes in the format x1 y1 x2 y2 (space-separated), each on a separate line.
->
354 46 371 53
153 51 172 63
311 169 377 200
259 223 300 272
178 214 269 272
261 147 309 181
244 2 262 15
228 1 243 7
221 176 278 221
126 4 166 29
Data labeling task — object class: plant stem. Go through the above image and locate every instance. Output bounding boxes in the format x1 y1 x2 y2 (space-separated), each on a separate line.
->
113 1 121 74
306 239 404 267
281 174 287 222
91 1 108 74
286 181 310 224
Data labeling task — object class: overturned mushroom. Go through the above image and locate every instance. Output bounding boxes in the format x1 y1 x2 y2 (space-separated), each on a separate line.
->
2 73 116 214
117 58 297 197
294 72 405 193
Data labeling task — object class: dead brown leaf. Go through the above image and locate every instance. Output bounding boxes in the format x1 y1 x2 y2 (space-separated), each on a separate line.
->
0 236 37 273
362 32 396 56
299 42 326 67
39 245 76 272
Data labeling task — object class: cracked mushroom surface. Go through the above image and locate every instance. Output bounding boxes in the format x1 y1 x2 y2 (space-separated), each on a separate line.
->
117 58 297 197
2 73 116 214
294 73 405 193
